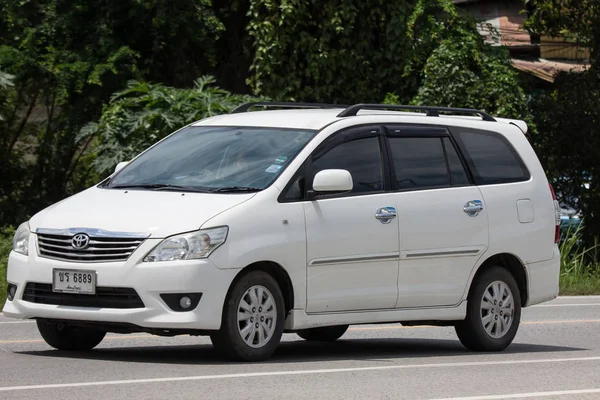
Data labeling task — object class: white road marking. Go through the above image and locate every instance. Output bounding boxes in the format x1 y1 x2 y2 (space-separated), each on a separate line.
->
0 320 35 324
430 388 600 399
1 356 600 392
532 303 600 307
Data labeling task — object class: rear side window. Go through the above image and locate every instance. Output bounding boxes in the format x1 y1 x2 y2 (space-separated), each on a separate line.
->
456 130 529 185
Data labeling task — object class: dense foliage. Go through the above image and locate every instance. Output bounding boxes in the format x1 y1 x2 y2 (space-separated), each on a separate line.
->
531 71 600 241
400 0 529 119
0 0 246 226
525 0 600 242
0 0 598 249
247 0 416 103
525 0 600 65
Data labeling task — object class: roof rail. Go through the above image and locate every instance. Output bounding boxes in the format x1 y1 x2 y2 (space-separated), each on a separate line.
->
336 104 497 122
230 101 347 114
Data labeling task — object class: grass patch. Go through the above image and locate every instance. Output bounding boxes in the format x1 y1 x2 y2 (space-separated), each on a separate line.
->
560 273 600 295
0 226 14 305
559 222 600 295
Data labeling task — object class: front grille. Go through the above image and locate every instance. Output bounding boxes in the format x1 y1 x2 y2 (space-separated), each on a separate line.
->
37 233 146 263
23 283 145 309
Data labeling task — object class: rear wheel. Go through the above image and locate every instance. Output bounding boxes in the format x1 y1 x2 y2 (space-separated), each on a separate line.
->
455 266 521 351
210 271 285 361
37 320 106 351
296 325 349 342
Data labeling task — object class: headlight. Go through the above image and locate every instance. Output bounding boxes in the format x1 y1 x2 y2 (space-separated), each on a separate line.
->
144 226 228 262
12 222 30 256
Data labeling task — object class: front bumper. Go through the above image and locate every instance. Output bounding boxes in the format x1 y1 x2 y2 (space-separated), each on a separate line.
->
2 238 238 330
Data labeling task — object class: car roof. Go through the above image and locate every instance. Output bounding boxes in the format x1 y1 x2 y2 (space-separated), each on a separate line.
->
193 108 528 134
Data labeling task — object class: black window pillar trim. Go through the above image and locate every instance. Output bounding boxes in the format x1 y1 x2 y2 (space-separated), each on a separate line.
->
445 134 477 186
440 137 453 187
378 125 394 192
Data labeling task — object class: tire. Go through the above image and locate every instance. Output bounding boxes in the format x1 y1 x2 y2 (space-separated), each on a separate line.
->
210 271 285 362
36 320 106 351
296 325 349 342
455 266 522 352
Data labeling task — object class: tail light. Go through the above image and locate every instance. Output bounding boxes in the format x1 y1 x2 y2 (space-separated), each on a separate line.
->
549 184 560 243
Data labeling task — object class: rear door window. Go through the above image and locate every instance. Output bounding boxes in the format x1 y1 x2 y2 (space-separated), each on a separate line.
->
389 137 449 189
387 133 471 190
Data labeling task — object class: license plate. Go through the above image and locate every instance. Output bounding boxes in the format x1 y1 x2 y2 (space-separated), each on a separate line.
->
52 269 96 295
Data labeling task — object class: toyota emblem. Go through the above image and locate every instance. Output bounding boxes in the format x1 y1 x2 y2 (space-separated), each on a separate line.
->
72 233 90 249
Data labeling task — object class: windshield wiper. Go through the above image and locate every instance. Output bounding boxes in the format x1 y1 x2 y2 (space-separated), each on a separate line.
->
110 184 208 192
211 186 263 193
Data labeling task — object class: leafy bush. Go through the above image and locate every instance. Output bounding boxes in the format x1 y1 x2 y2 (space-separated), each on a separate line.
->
80 76 258 175
0 226 14 305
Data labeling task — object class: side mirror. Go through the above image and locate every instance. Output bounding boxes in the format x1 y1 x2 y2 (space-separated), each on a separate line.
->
312 169 353 194
114 161 129 174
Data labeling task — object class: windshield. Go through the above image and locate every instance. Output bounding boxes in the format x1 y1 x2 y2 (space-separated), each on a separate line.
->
105 126 316 192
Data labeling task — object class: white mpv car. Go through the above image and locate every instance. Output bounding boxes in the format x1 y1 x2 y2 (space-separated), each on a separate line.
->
4 103 561 361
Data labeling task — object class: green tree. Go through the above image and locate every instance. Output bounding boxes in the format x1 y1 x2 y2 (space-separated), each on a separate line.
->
525 0 600 65
406 1 530 119
525 0 600 242
247 0 418 103
0 0 141 226
532 71 600 241
0 0 227 227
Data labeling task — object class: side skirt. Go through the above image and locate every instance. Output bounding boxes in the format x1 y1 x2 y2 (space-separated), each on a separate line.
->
284 302 467 330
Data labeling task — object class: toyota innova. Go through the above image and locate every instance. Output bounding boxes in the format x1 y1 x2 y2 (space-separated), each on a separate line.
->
3 102 561 361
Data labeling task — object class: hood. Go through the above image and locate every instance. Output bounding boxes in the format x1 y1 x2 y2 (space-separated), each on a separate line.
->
29 187 254 238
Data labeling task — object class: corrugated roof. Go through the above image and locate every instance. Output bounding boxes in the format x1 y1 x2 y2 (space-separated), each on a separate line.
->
512 58 590 82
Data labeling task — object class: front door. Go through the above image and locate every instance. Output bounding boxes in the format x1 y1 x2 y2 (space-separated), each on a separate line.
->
304 127 400 313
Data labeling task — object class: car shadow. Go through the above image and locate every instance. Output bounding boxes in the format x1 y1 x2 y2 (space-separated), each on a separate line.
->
17 337 587 366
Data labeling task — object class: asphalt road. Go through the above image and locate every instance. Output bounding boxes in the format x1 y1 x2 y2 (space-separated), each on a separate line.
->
1 296 600 400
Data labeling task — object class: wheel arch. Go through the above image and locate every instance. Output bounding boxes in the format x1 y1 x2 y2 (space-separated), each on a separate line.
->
466 253 529 306
226 261 295 315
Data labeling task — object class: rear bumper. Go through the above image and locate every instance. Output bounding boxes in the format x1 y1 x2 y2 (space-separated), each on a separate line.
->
525 246 560 307
2 239 239 330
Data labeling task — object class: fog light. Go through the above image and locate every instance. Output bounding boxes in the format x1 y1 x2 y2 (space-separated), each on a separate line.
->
160 293 202 311
7 284 17 301
179 296 192 309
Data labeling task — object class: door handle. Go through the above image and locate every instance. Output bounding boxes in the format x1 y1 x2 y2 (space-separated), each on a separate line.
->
376 207 397 224
463 200 484 217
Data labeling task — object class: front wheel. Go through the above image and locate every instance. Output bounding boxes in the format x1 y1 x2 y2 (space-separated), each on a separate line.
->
455 266 521 351
211 271 285 361
37 320 106 351
296 325 349 342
